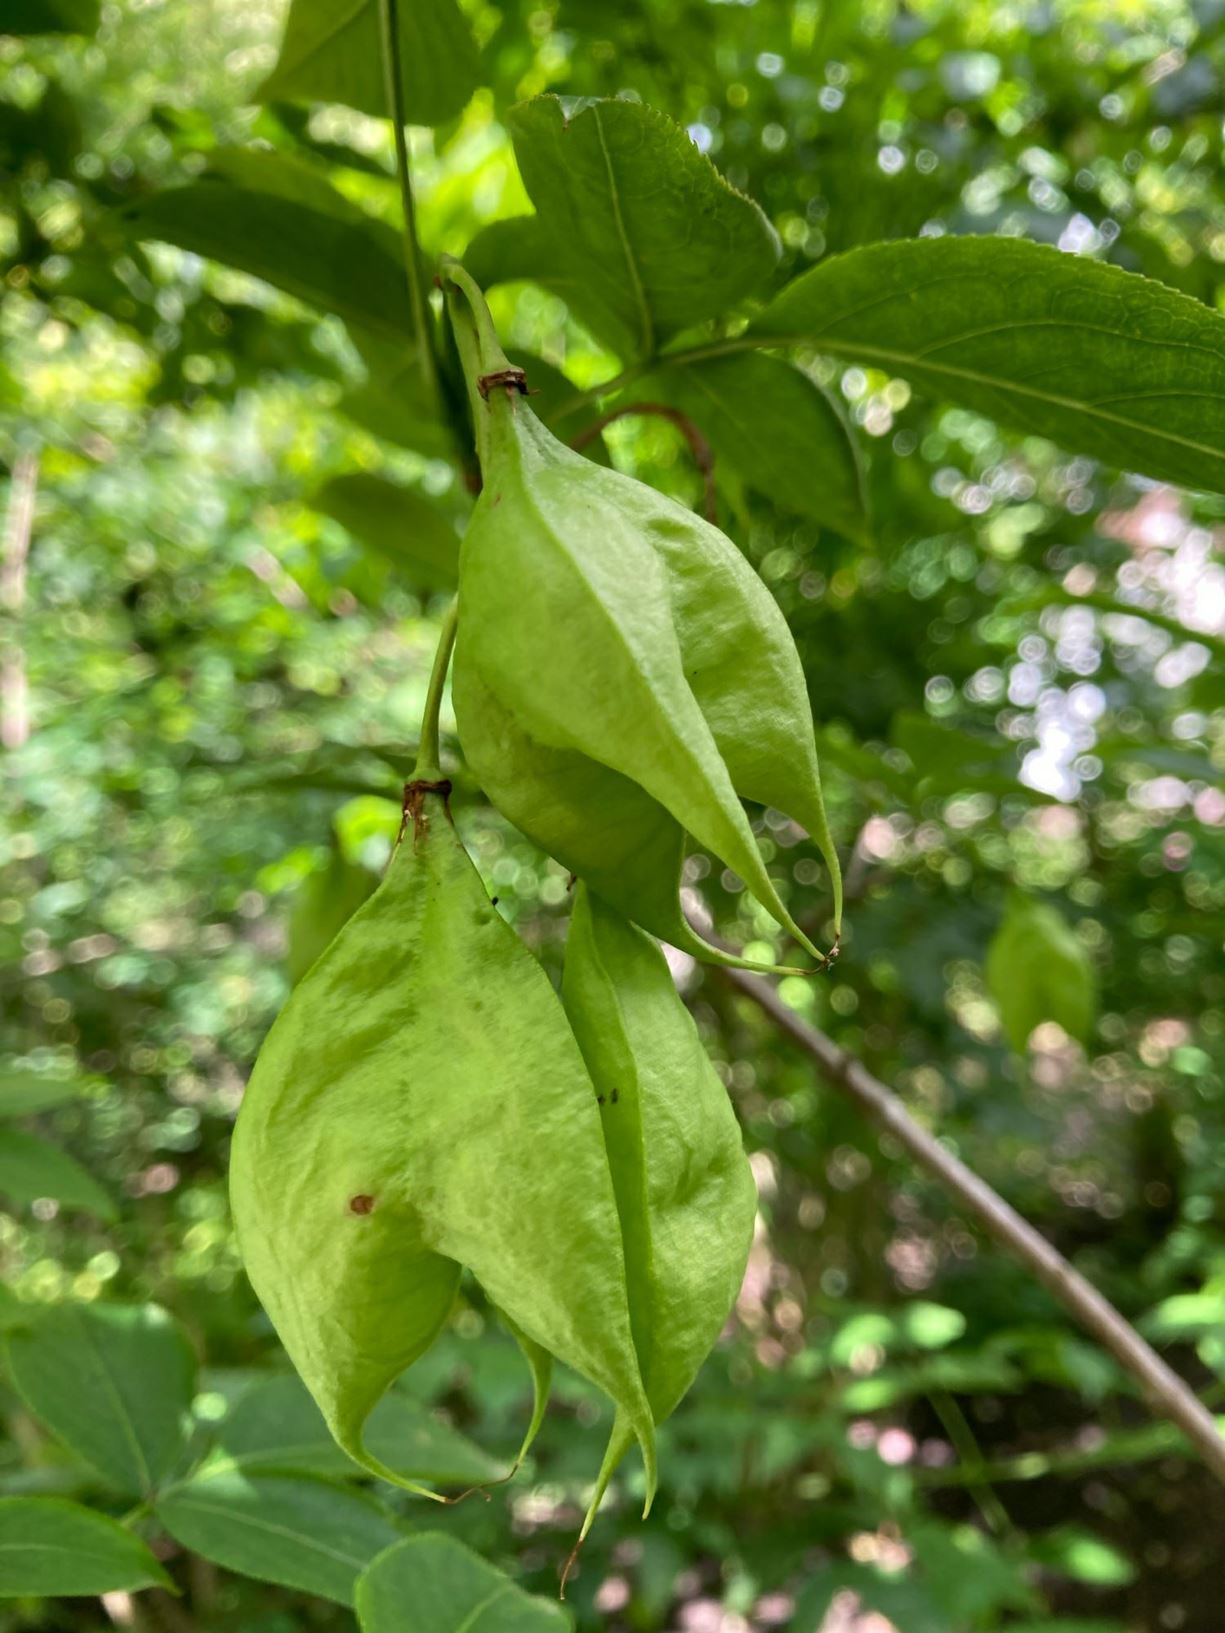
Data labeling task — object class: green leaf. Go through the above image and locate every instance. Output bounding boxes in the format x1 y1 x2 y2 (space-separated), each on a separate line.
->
985 896 1097 1053
0 1067 92 1118
470 97 779 361
911 1522 1038 1622
312 473 460 592
340 346 456 459
1142 1290 1225 1340
155 1471 402 1606
123 150 417 349
2 0 100 35
355 1533 572 1632
0 1498 170 1596
897 1302 966 1350
793 1561 944 1633
751 236 1225 495
209 1374 502 1486
0 1130 114 1219
892 711 1020 797
0 1285 29 1331
640 353 867 539
1006 1623 1127 1633
257 0 479 127
1028 1528 1136 1587
286 847 380 985
5 1303 197 1498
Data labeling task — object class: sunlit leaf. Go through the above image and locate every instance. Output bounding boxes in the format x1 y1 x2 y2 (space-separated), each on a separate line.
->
753 236 1225 494
468 97 779 361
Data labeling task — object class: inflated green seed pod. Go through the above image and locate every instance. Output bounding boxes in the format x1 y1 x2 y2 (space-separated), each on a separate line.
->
985 895 1097 1054
230 780 656 1501
562 886 757 1538
442 260 841 973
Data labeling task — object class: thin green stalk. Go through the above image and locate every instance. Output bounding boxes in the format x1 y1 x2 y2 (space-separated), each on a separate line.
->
928 1388 1013 1538
378 0 437 400
549 333 764 422
438 257 516 467
414 597 458 781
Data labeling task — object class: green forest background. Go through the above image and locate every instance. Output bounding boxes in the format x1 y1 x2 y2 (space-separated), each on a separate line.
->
3 0 1225 1628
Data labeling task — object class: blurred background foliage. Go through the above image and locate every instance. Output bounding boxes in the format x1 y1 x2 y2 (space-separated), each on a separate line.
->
2 0 1225 1628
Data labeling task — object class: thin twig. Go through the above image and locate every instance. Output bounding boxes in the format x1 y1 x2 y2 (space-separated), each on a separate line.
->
570 401 718 523
377 0 437 400
927 1388 1013 1537
713 956 1225 1486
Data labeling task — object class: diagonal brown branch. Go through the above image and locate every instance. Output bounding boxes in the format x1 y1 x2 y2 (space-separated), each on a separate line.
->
714 956 1225 1485
570 401 718 523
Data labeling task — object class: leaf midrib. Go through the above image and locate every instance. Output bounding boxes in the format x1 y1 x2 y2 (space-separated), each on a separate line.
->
73 1309 153 1495
663 331 1225 471
158 1491 373 1568
591 107 654 360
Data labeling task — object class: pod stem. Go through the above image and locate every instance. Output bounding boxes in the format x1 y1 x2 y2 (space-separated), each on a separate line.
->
439 257 521 471
413 596 458 782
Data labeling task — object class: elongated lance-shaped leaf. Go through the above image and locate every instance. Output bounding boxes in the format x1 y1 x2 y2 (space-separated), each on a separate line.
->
562 888 757 1535
443 260 841 967
230 784 655 1502
751 236 1225 496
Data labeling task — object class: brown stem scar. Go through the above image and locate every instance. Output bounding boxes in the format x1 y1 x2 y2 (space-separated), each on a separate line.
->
398 777 453 846
477 367 533 401
349 1194 376 1215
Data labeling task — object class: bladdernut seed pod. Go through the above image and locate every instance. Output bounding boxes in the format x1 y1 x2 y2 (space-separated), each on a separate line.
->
441 258 841 975
230 617 655 1504
563 885 756 1545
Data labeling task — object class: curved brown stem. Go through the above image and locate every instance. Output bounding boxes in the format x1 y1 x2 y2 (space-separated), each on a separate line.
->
570 402 718 524
706 939 1225 1487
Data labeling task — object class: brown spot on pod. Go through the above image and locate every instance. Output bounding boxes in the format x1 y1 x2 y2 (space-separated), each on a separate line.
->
349 1194 376 1216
